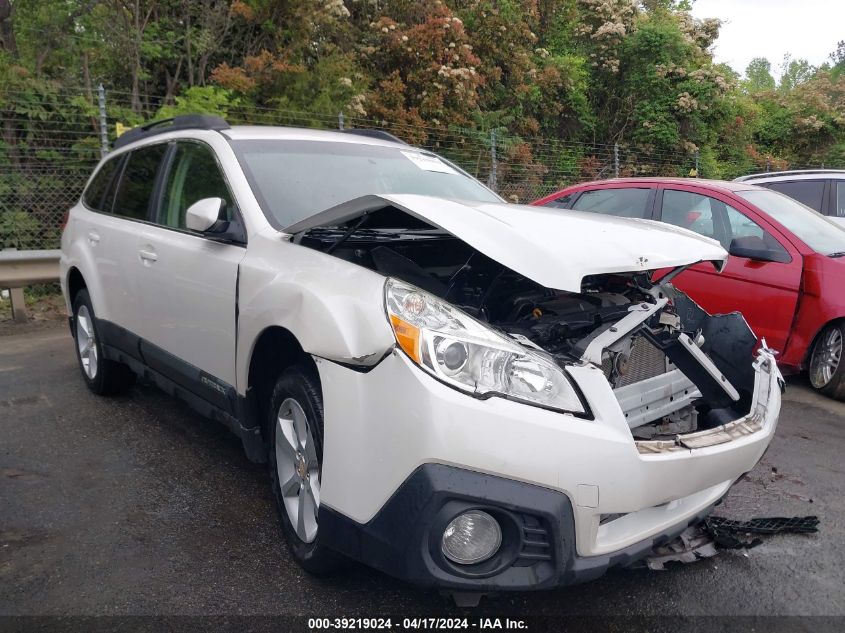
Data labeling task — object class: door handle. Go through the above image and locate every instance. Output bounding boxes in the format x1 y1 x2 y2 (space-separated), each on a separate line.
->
87 231 100 245
138 248 158 264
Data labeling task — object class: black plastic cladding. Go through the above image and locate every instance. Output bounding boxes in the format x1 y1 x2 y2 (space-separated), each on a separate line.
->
317 463 724 592
317 464 574 591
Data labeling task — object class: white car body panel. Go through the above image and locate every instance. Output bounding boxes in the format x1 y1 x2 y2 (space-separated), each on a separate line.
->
235 228 396 392
61 211 112 327
132 223 245 385
285 193 729 293
75 207 145 330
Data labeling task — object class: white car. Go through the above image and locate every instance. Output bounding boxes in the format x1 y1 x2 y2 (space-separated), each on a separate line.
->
60 116 781 603
735 170 845 228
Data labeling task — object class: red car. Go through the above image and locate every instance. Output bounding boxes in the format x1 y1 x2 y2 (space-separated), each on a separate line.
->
533 178 845 399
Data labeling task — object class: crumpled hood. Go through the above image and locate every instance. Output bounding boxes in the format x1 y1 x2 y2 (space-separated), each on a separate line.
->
284 193 728 292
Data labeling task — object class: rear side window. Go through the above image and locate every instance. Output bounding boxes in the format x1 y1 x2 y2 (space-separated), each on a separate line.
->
570 188 651 218
82 158 121 212
111 144 168 221
159 142 234 229
764 180 825 212
543 193 576 209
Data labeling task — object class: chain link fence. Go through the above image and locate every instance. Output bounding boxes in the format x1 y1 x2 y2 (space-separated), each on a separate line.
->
2 86 707 250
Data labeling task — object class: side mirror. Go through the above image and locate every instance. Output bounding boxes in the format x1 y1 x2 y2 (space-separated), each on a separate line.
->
728 240 791 264
186 197 227 233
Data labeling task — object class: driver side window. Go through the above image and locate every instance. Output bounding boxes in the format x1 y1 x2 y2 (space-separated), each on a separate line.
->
660 190 718 241
661 189 789 260
722 204 789 260
160 142 235 229
723 204 765 243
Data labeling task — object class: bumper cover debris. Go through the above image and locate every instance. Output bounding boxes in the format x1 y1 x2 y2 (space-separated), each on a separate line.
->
642 514 820 568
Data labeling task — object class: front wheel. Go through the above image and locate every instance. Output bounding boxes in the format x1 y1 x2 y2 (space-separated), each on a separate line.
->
809 323 845 400
268 366 342 575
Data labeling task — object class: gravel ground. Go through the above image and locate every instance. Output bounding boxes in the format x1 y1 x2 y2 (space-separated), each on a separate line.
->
1 324 843 629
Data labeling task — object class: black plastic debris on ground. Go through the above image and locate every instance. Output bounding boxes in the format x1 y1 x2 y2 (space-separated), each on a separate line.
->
640 515 820 570
704 515 820 549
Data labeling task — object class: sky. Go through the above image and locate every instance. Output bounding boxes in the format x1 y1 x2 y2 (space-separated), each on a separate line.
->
690 0 844 79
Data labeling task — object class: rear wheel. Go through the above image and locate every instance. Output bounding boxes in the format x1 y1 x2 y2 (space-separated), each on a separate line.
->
268 366 342 574
809 323 845 400
72 289 135 395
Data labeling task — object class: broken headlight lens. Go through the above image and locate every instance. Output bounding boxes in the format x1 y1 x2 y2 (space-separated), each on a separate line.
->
384 278 585 415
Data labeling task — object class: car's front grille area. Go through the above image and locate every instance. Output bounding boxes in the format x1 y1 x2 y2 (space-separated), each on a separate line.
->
514 513 553 566
602 335 671 388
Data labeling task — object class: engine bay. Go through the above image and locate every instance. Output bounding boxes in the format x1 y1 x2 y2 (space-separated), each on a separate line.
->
296 207 759 441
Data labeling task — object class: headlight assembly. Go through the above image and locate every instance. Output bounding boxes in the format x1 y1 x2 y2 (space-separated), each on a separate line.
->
384 278 586 415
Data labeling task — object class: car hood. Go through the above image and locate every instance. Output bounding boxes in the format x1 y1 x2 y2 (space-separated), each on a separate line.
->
284 194 728 292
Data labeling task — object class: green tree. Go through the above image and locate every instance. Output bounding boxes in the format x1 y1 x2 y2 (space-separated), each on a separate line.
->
1 0 845 204
0 0 18 56
744 57 775 92
779 54 815 92
829 40 845 80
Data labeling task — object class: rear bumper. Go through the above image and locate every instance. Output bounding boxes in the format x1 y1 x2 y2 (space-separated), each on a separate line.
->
318 463 724 592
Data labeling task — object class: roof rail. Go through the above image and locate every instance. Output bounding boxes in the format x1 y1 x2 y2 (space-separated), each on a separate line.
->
113 114 230 150
339 128 408 145
735 169 845 181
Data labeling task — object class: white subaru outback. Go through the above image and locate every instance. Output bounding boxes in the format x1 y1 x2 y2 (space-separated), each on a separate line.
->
60 115 781 602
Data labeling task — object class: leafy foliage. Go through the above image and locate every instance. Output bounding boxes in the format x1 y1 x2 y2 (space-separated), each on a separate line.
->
1 0 844 184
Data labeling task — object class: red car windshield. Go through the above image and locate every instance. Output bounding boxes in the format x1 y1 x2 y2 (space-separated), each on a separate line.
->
737 189 845 256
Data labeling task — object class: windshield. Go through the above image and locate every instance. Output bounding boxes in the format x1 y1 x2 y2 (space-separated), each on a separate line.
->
231 139 501 229
736 189 845 256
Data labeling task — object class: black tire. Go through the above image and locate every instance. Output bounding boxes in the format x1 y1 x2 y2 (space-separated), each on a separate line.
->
71 289 135 395
808 322 845 400
268 366 343 575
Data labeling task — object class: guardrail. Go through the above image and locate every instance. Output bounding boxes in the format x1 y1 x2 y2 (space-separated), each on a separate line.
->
0 249 61 323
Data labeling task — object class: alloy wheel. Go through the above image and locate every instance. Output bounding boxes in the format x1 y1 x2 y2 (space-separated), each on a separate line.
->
275 397 321 543
76 305 99 380
810 327 842 389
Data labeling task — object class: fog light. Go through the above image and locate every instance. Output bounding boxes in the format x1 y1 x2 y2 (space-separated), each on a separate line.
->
441 510 502 565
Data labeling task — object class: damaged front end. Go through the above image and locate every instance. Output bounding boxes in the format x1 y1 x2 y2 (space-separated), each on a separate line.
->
571 280 781 450
447 265 777 446
291 196 782 445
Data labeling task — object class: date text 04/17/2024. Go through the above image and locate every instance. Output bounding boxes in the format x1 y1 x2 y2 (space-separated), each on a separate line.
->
307 618 528 630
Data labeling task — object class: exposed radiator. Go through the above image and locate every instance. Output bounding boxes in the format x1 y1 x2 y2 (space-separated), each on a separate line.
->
602 335 670 388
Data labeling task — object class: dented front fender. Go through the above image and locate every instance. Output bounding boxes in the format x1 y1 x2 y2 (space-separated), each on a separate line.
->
235 232 395 393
